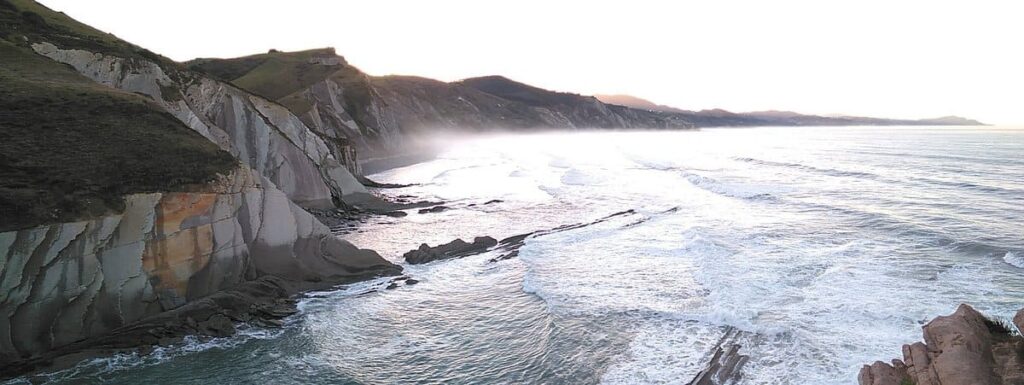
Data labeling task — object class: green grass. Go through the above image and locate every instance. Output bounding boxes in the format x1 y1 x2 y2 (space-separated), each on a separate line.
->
0 37 236 232
189 48 341 101
0 0 176 67
901 378 915 385
187 48 383 135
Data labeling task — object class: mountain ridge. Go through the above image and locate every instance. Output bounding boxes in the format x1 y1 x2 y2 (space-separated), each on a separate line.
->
595 93 985 127
188 51 699 156
187 47 984 157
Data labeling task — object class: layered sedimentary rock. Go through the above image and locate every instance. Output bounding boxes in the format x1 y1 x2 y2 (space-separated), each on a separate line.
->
858 304 1024 385
0 3 399 374
687 327 748 385
0 166 399 369
31 42 366 208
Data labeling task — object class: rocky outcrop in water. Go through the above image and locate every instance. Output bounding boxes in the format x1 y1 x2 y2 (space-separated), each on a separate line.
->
858 304 1024 385
688 327 748 385
0 166 400 374
403 237 498 264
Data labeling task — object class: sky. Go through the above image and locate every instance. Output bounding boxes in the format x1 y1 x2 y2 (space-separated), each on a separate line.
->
39 0 1024 125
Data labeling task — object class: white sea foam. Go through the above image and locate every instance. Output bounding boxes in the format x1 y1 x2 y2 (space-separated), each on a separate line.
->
681 172 778 200
1004 251 1024 268
8 324 287 385
560 168 606 186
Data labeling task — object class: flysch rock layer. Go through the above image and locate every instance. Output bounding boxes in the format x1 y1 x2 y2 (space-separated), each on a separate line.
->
0 166 400 373
30 42 366 209
858 304 1024 385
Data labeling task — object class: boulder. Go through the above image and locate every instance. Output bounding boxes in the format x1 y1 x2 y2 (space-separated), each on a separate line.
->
858 360 910 385
197 314 235 338
858 304 1023 385
919 304 998 385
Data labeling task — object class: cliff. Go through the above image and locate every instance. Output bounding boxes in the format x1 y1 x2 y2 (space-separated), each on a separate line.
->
0 36 236 232
3 0 368 209
30 42 368 208
0 0 399 375
188 49 984 157
0 167 399 373
188 51 696 155
859 304 1024 385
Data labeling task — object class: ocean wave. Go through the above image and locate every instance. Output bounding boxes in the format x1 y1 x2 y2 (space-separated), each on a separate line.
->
682 172 777 200
9 325 287 385
735 156 1024 196
1004 251 1024 268
846 149 1024 167
733 157 882 180
905 176 1024 196
548 157 572 168
561 168 606 186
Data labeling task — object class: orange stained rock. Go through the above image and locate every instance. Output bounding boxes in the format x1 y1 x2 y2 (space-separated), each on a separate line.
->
143 193 219 301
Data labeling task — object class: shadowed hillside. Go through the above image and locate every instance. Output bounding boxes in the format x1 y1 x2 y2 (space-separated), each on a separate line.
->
0 2 236 231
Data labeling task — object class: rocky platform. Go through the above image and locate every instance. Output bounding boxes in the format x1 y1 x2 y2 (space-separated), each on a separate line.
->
687 326 749 385
403 237 499 265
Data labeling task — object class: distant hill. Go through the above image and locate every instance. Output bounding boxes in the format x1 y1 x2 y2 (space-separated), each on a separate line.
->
915 116 986 125
596 94 985 127
188 57 695 154
594 94 690 114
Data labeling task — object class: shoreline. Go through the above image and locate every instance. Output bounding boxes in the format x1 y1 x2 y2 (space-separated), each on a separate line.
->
359 148 441 176
0 268 402 381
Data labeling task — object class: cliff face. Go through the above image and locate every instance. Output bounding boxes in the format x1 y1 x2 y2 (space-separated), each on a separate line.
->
190 49 984 157
0 1 398 374
188 51 696 155
0 166 398 368
31 42 367 208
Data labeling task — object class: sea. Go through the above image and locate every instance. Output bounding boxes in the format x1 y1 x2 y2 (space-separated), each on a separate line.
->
13 126 1024 384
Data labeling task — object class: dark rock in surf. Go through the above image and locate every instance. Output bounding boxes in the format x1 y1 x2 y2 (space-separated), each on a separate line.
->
357 176 415 188
687 326 749 385
418 205 449 214
488 209 643 263
197 314 235 337
403 236 498 264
